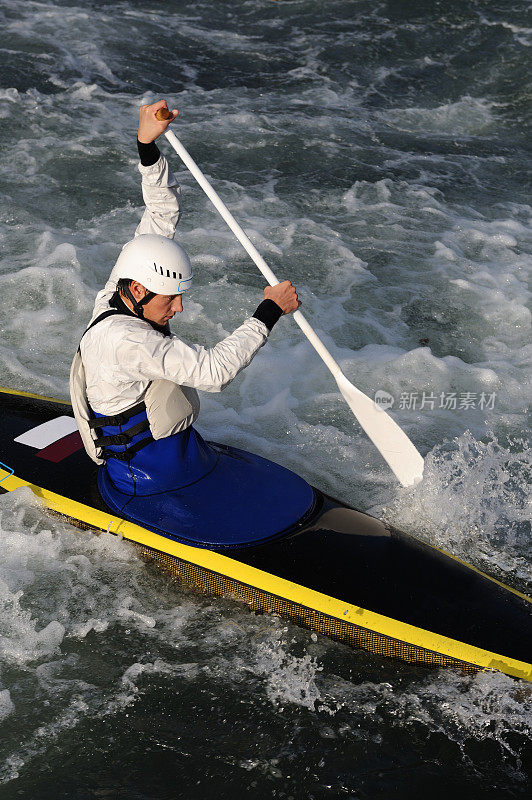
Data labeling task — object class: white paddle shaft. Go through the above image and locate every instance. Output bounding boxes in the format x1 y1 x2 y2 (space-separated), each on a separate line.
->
162 128 424 486
164 130 342 379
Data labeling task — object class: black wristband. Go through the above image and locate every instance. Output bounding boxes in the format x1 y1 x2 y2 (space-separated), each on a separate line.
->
252 299 283 332
137 139 160 167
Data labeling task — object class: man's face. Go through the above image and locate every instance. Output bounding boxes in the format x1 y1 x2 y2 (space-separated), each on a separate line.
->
143 291 183 325
126 281 184 325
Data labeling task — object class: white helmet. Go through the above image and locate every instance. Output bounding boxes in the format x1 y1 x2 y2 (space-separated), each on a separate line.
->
114 234 193 294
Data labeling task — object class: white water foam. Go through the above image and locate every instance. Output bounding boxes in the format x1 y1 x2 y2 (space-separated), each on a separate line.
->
0 486 206 784
379 430 531 590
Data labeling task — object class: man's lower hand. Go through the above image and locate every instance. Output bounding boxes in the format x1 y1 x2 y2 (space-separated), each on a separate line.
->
264 281 301 315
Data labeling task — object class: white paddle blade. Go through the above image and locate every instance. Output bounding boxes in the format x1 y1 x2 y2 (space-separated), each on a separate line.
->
336 374 424 487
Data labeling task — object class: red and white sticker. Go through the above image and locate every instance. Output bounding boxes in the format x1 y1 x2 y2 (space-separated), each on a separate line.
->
15 417 84 463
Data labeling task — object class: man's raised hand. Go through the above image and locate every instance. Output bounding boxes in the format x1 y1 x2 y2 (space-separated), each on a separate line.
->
138 100 178 144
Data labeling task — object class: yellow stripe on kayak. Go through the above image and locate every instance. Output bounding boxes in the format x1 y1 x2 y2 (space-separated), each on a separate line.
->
0 464 530 682
0 385 70 405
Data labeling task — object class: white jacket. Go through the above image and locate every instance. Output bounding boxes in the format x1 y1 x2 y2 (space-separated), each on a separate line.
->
80 153 269 416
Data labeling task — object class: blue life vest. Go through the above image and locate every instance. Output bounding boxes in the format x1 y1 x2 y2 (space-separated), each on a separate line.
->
82 297 216 497
91 405 217 496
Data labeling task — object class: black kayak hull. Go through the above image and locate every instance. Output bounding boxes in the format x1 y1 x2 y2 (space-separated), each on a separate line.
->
1 386 530 681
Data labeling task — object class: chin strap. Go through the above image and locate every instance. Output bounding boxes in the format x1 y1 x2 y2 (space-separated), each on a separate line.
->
111 291 171 337
122 286 155 319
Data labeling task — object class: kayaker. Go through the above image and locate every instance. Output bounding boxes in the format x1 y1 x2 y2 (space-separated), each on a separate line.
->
70 99 300 495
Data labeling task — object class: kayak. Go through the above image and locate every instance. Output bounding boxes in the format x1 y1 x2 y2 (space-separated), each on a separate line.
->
1 385 531 681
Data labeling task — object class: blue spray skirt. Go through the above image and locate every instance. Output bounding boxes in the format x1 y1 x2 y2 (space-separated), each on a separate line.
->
97 440 316 548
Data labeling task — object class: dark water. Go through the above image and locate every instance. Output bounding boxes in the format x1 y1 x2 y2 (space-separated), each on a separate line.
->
0 1 530 797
